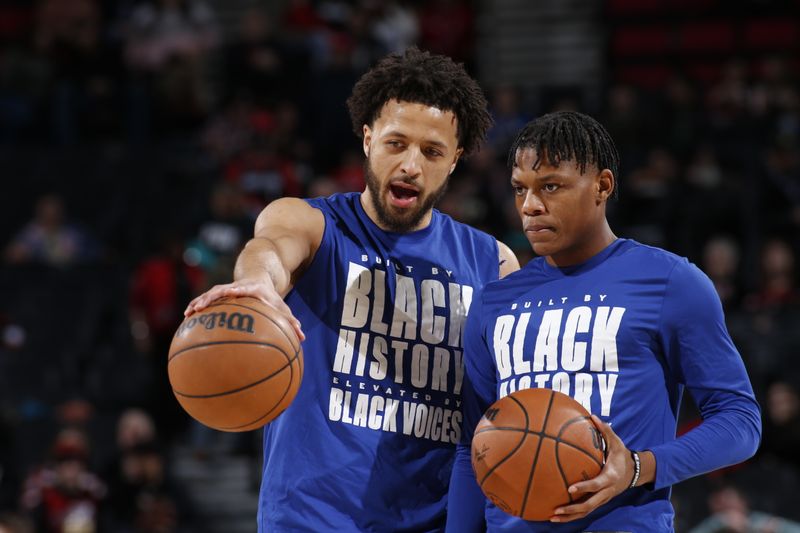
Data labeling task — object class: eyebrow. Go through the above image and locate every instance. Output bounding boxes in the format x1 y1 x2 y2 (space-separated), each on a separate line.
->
384 131 448 149
510 172 566 183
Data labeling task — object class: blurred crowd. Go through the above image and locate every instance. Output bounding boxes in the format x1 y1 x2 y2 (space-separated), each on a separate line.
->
0 0 799 532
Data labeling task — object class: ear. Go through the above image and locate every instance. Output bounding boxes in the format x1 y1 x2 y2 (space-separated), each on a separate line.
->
363 124 372 158
597 169 615 202
450 147 464 175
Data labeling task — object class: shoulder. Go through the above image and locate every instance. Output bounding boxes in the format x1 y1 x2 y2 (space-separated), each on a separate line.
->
616 240 713 293
259 196 322 220
254 197 325 237
618 239 684 265
614 239 694 277
477 259 543 306
305 192 361 217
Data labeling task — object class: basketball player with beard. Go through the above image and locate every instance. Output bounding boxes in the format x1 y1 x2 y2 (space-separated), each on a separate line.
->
186 48 519 532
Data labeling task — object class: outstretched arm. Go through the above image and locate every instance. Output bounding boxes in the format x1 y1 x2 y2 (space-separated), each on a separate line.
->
184 197 324 340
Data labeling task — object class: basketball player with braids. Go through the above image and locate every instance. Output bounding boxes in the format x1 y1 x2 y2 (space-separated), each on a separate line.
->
186 48 519 531
446 111 761 532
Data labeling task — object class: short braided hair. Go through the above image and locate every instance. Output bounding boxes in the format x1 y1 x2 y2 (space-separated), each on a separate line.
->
508 111 620 197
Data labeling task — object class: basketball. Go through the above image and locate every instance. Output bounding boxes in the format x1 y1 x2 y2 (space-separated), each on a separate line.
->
471 388 606 521
167 296 303 432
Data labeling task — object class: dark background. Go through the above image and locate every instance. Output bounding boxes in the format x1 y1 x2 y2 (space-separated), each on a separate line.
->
0 0 799 531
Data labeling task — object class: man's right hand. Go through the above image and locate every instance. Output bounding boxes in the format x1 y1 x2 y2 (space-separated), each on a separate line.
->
184 278 305 341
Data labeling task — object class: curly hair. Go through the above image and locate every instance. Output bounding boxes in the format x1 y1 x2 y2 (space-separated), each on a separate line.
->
508 111 621 198
346 47 492 156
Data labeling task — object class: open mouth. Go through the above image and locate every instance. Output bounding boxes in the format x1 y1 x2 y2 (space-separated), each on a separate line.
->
388 182 420 208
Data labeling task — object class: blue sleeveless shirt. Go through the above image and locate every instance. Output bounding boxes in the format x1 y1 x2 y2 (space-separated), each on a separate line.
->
258 192 500 532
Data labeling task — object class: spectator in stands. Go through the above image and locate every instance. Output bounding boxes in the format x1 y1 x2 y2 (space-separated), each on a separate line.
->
222 136 304 216
307 30 360 171
347 5 389 73
367 0 419 55
4 194 98 267
35 0 122 144
418 0 473 64
122 0 220 130
759 376 800 474
223 7 295 108
486 84 529 157
689 481 800 533
0 512 34 533
281 0 323 35
603 84 651 172
105 436 193 532
702 235 743 310
656 76 701 160
130 232 205 440
745 238 799 312
185 182 251 286
616 147 679 249
20 427 106 533
677 145 742 260
762 142 800 235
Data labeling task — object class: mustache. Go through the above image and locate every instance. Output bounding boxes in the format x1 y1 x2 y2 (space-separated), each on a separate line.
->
387 175 420 187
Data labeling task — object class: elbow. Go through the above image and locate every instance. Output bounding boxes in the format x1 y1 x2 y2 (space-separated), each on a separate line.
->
736 401 762 461
746 408 763 459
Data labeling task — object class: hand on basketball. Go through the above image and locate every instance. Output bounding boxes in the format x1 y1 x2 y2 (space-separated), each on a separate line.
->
550 415 633 523
184 278 305 341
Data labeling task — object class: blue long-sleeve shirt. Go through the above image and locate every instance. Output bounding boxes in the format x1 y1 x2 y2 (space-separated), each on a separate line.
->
447 239 761 532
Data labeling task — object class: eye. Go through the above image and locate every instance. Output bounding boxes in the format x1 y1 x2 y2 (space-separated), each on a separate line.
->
424 147 443 158
543 183 560 192
386 140 404 149
511 185 525 196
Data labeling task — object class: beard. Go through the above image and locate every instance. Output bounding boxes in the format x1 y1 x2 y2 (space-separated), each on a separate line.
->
363 157 449 233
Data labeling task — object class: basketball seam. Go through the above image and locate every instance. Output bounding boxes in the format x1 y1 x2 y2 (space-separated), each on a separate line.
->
212 356 301 431
206 300 301 354
172 300 304 432
477 395 530 489
519 390 555 518
169 340 298 364
171 341 296 398
474 426 604 469
555 415 602 503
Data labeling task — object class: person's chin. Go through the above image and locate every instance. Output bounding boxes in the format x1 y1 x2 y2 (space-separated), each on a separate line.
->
530 241 557 257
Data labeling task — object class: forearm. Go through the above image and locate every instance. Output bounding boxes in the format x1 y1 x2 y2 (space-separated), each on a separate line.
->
233 237 294 297
648 397 761 489
446 444 486 532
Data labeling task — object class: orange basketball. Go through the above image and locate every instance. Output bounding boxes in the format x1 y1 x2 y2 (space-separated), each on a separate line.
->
167 297 303 432
471 388 606 521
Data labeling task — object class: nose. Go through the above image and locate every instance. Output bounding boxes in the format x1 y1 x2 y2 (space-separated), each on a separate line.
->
522 190 545 216
400 147 423 178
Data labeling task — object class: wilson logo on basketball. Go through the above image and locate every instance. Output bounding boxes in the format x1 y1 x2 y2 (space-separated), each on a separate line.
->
177 312 255 336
